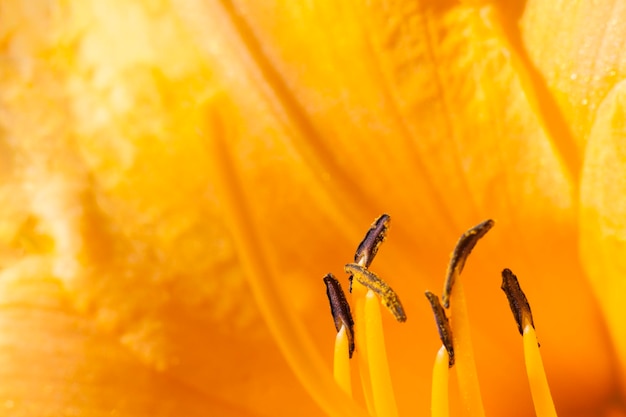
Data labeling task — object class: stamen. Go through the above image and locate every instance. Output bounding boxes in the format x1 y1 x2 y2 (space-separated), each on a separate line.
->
431 345 450 417
442 219 494 308
425 291 454 367
501 269 557 417
323 273 355 358
344 263 407 322
333 325 353 397
348 214 396 415
426 291 452 417
443 220 494 417
364 289 399 417
354 214 391 268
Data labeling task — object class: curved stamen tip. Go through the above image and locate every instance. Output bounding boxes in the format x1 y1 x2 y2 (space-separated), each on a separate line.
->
344 263 407 323
323 273 355 357
442 219 495 308
354 214 391 268
425 291 455 367
501 268 536 337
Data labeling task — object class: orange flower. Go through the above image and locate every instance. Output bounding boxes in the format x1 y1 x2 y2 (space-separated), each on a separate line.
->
0 0 624 416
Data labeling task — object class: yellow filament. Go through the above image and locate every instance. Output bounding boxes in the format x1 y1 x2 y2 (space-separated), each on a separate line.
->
334 325 353 397
523 325 558 417
353 283 376 415
431 345 449 417
450 280 486 417
364 289 399 417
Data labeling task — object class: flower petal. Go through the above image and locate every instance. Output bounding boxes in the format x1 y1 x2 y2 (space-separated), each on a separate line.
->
522 0 626 158
0 258 259 417
176 0 614 414
1 1 320 415
580 79 626 397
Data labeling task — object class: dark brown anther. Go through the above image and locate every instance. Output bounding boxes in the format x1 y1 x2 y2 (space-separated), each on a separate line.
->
354 214 391 268
344 263 407 323
442 219 495 308
323 273 355 358
501 268 535 337
425 291 455 367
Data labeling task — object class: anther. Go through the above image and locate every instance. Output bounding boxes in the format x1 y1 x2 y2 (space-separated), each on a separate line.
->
323 273 355 357
425 291 455 367
344 263 407 322
501 268 535 336
442 219 495 308
354 214 391 268
349 214 391 292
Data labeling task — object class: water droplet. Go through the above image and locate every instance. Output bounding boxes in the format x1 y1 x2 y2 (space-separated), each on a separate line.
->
581 98 589 106
570 73 578 81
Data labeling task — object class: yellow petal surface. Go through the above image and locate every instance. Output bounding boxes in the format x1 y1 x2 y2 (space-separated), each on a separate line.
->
0 1 319 416
522 0 626 158
579 80 626 398
0 258 259 417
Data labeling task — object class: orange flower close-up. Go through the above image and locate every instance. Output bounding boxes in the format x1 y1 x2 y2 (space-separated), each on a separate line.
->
2 0 626 416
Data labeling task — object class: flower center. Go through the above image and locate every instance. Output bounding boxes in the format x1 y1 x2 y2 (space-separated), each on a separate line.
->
324 215 557 417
